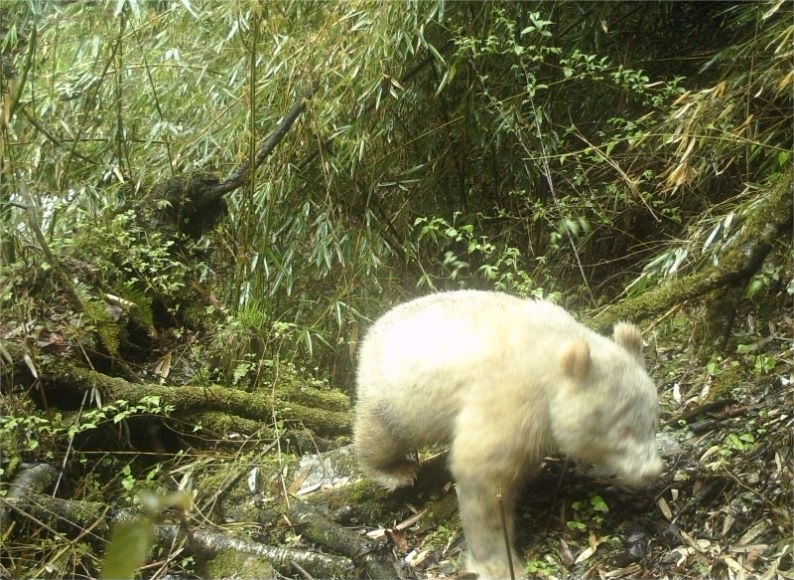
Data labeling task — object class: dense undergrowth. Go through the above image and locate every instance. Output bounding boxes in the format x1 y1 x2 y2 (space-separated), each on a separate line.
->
1 1 792 578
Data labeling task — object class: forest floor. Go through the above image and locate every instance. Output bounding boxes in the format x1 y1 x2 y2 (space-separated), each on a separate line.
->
332 309 793 580
1 302 792 580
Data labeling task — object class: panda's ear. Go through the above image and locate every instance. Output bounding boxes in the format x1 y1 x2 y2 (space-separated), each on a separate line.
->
561 340 591 382
613 322 644 365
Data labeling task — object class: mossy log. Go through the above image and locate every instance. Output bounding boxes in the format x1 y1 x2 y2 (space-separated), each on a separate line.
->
5 493 353 578
589 169 793 344
289 501 398 579
17 352 351 438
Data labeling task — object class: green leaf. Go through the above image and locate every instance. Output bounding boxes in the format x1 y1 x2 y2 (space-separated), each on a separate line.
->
101 518 154 579
590 495 609 513
725 433 745 451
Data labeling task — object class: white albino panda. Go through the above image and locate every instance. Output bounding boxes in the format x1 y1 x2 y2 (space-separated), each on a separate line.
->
354 290 662 579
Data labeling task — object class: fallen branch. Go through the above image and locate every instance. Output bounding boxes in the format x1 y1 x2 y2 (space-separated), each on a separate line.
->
212 89 313 196
5 344 351 437
3 493 354 578
156 523 354 578
134 89 312 239
48 357 350 435
0 463 59 538
290 501 399 579
590 169 793 333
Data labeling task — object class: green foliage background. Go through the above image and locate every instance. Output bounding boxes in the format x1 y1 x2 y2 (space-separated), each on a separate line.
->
0 3 792 578
1 0 791 368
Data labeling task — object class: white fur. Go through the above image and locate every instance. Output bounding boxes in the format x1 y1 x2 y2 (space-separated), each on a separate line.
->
354 290 662 578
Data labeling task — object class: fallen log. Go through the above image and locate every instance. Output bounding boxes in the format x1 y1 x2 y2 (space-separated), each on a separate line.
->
17 353 351 438
590 169 793 350
3 492 353 578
